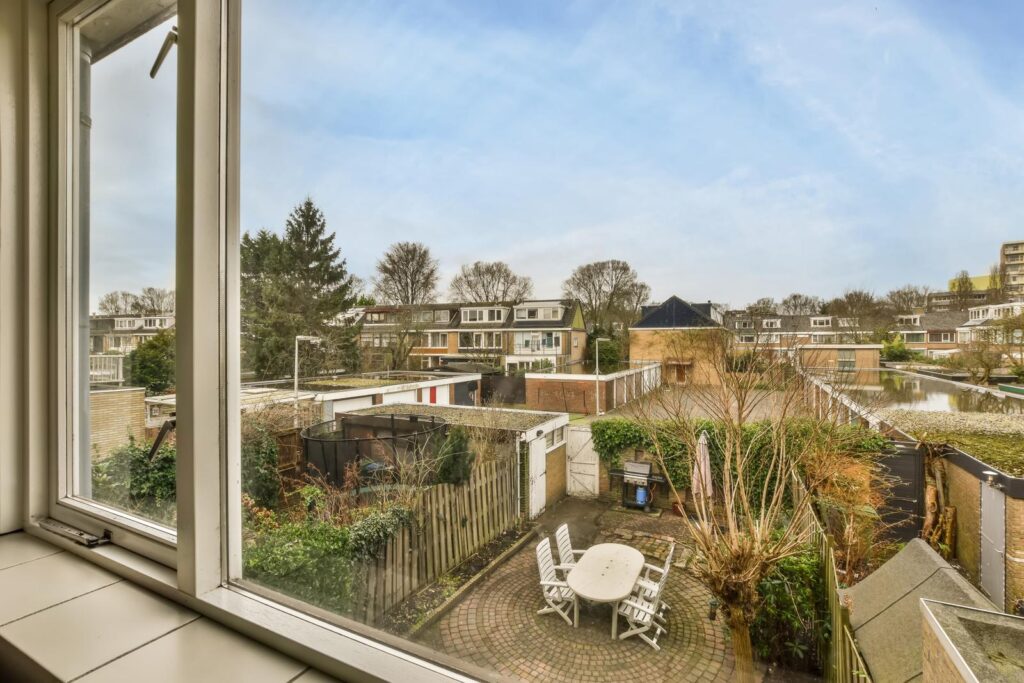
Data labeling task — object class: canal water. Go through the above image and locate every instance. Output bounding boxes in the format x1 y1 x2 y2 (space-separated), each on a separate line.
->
841 369 1024 415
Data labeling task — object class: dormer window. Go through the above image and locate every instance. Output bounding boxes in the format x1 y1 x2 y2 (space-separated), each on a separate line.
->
762 319 781 329
810 317 831 328
837 318 858 328
461 307 505 323
734 320 752 329
897 315 920 326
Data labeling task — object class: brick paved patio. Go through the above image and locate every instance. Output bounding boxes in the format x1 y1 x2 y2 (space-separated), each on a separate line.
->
418 499 735 682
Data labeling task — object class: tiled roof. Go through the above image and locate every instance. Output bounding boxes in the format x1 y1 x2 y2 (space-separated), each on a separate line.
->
632 296 720 329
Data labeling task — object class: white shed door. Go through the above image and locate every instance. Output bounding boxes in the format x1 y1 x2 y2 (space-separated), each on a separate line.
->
980 482 1005 609
529 439 547 518
566 426 599 497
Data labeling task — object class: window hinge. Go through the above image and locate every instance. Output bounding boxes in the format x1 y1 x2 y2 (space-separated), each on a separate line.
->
39 519 112 548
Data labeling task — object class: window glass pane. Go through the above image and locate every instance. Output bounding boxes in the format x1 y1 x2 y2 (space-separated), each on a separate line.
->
77 4 178 528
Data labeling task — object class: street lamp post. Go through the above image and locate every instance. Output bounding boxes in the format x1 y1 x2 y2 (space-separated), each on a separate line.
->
294 335 321 427
594 337 610 416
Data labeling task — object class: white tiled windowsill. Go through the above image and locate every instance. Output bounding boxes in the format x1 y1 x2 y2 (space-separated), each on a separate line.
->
0 532 335 682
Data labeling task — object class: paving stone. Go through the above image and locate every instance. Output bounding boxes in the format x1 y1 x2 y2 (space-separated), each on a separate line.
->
418 502 736 682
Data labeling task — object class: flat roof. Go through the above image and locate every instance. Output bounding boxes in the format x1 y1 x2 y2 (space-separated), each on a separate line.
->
350 403 563 432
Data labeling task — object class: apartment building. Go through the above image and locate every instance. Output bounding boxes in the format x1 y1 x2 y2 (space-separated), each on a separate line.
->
957 301 1024 343
1002 239 1024 299
356 299 588 372
926 289 989 311
892 311 969 356
89 313 175 354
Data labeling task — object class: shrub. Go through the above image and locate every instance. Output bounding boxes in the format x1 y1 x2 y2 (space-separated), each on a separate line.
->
241 420 281 509
92 437 177 525
751 547 828 672
348 506 414 560
881 335 914 362
436 427 474 485
243 513 357 614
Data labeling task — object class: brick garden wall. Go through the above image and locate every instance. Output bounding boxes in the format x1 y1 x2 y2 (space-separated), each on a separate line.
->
946 460 981 583
89 387 147 460
921 613 968 682
525 377 605 414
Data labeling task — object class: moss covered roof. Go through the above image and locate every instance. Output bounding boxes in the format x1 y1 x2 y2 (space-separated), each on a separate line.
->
350 403 560 432
880 408 1024 477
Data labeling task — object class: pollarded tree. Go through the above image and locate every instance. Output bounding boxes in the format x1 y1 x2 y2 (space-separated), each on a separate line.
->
449 261 532 303
373 242 439 305
241 198 359 380
562 259 650 334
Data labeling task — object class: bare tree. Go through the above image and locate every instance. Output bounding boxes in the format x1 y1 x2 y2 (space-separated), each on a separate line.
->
745 297 777 316
373 242 439 305
987 264 1005 304
950 270 975 311
97 290 139 315
779 293 822 316
135 287 176 314
562 260 650 333
885 285 927 313
449 261 532 303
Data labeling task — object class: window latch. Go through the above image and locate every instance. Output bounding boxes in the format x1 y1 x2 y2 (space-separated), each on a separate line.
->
150 26 178 79
39 519 112 548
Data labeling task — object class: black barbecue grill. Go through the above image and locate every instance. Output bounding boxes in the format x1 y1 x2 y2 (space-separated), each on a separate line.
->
610 460 667 512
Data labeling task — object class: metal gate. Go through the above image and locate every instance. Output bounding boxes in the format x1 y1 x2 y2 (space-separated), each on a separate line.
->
980 481 1006 608
566 426 599 497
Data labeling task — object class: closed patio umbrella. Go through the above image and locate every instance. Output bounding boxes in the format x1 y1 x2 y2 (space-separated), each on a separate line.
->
692 431 713 504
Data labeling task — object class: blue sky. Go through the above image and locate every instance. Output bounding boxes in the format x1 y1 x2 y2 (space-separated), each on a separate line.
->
91 1 1024 310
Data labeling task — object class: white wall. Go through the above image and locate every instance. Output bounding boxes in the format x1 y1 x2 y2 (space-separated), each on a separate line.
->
528 437 547 518
381 390 417 406
329 395 374 416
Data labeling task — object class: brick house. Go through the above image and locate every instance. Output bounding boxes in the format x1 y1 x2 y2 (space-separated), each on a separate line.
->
354 299 588 372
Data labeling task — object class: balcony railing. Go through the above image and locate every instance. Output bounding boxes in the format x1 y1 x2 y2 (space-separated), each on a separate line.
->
90 354 124 384
513 342 560 354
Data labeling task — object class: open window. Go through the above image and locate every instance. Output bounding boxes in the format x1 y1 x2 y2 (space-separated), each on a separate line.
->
51 0 179 564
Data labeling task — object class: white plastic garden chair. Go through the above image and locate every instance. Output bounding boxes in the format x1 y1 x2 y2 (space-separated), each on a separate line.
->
634 541 674 619
555 523 585 570
617 576 669 650
535 538 577 627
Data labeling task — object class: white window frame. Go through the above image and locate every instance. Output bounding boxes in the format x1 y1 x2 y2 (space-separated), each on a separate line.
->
22 1 504 679
762 319 781 329
810 317 831 328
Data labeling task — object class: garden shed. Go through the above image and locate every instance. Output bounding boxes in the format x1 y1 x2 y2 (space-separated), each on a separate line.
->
349 403 570 518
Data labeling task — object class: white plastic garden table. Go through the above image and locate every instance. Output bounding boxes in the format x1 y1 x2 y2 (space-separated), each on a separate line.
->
566 543 645 639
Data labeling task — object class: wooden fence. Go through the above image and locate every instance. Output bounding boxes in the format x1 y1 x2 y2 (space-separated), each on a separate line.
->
355 456 520 624
791 474 873 683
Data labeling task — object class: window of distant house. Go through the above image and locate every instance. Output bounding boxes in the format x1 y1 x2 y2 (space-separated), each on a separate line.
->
739 335 755 343
811 334 834 344
735 320 752 329
762 319 781 329
810 317 831 327
434 310 449 323
837 349 856 371
837 318 858 327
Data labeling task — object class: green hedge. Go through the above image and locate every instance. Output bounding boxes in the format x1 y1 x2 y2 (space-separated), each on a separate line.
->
751 546 828 672
590 417 885 497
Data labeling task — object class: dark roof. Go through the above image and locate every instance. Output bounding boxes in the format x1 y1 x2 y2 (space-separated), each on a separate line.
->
894 311 970 331
632 296 719 329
